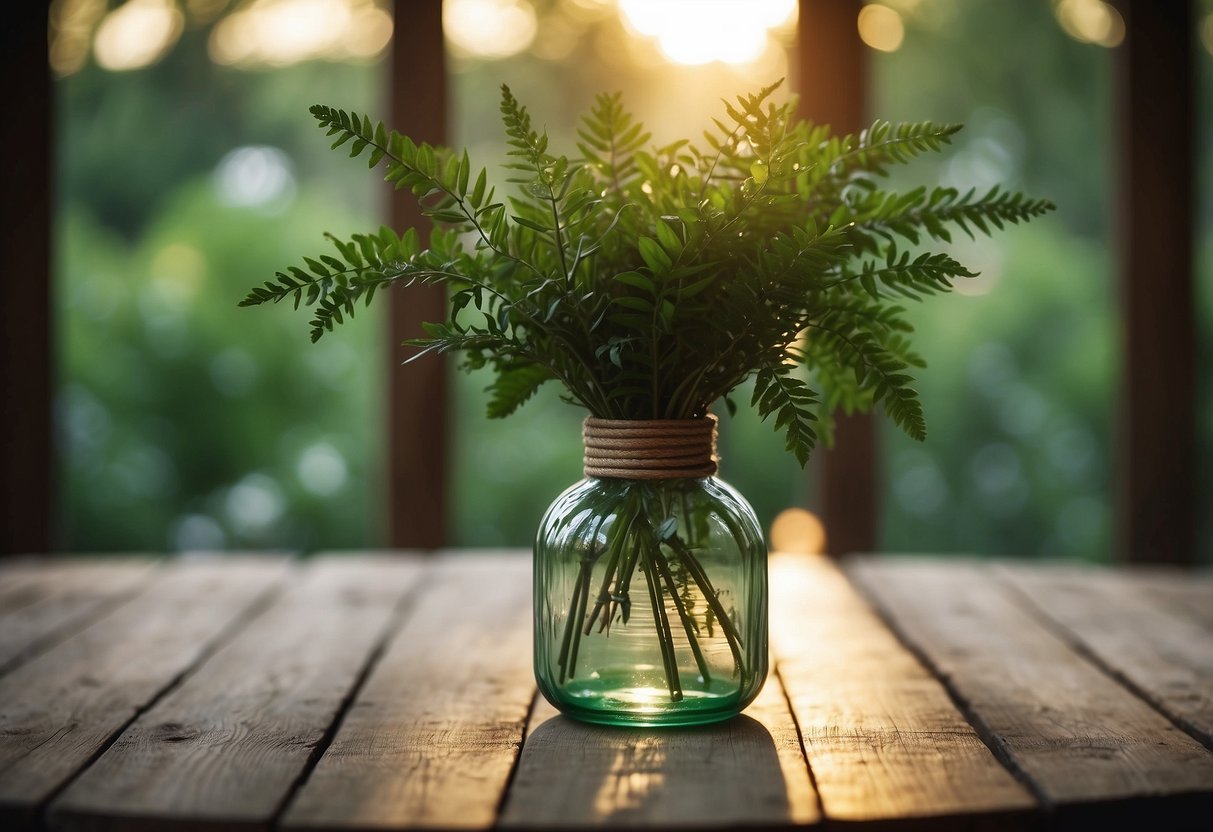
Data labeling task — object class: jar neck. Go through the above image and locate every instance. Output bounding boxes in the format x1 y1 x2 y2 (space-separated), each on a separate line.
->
582 415 718 480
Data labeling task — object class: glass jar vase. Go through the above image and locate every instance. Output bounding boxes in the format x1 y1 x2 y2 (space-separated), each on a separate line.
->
533 416 767 727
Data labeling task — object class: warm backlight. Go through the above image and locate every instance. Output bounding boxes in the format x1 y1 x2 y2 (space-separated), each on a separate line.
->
209 0 392 67
770 508 827 555
618 0 797 66
856 3 904 53
1053 0 1125 48
444 0 538 59
93 0 183 71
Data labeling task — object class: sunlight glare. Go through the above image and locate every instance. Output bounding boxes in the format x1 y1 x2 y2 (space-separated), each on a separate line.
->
770 508 827 555
1204 15 1213 57
592 730 666 816
50 0 107 76
618 0 797 66
185 0 230 24
93 0 184 71
444 0 538 59
210 0 392 67
1054 0 1124 48
856 4 904 53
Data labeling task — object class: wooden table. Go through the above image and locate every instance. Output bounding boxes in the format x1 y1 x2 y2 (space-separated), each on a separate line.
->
0 552 1210 831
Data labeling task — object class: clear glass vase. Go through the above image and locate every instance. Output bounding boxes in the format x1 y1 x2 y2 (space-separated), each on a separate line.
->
533 474 768 727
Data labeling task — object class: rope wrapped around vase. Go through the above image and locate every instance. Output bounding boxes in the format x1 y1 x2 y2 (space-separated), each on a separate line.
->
582 415 718 480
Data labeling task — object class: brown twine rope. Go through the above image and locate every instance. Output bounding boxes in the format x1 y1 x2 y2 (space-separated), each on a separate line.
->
583 415 718 479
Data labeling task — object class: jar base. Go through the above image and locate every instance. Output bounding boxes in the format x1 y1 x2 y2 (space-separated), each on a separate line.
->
541 668 755 727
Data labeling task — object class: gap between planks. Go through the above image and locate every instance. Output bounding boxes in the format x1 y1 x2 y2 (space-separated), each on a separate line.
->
268 555 436 828
993 561 1213 752
772 553 1035 826
846 556 1213 826
0 556 293 831
280 552 535 832
48 554 429 832
0 557 161 676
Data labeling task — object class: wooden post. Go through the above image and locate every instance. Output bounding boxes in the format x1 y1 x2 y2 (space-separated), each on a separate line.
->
0 3 53 555
1114 1 1195 564
388 0 449 548
796 0 877 557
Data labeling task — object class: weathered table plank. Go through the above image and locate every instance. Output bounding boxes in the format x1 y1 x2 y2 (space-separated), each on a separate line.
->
0 558 158 675
771 554 1034 825
281 554 534 831
1129 568 1213 631
0 558 72 616
848 557 1213 816
501 672 821 828
997 562 1213 750
2 552 1211 831
0 557 290 828
48 556 425 832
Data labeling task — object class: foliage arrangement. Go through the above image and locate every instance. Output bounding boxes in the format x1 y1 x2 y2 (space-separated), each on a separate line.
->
241 80 1051 463
241 82 1052 707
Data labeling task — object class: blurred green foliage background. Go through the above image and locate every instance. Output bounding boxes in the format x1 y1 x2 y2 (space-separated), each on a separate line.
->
55 0 1212 559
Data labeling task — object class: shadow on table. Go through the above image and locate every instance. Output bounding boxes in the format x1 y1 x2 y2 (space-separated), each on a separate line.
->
502 711 794 826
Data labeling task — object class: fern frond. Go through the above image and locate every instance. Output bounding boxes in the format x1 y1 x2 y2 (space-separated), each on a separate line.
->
751 361 819 466
239 227 421 319
833 120 962 176
577 91 650 192
485 362 554 418
310 104 504 241
831 248 977 300
403 322 510 365
806 309 926 442
499 84 549 170
848 185 1056 250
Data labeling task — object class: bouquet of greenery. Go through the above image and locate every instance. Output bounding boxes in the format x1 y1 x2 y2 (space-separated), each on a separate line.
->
242 80 1049 459
241 81 1051 715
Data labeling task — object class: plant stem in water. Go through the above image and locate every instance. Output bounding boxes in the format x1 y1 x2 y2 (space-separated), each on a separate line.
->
666 533 745 678
556 500 612 682
639 535 683 701
608 491 642 628
565 561 593 679
652 547 712 685
584 505 635 635
556 563 586 683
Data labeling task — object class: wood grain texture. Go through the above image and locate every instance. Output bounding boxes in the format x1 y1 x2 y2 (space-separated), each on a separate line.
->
281 554 534 831
848 557 1213 812
1129 568 1213 631
48 556 425 832
771 554 1033 824
997 562 1213 749
0 558 158 674
0 559 107 616
0 561 48 615
501 674 820 828
0 557 290 827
